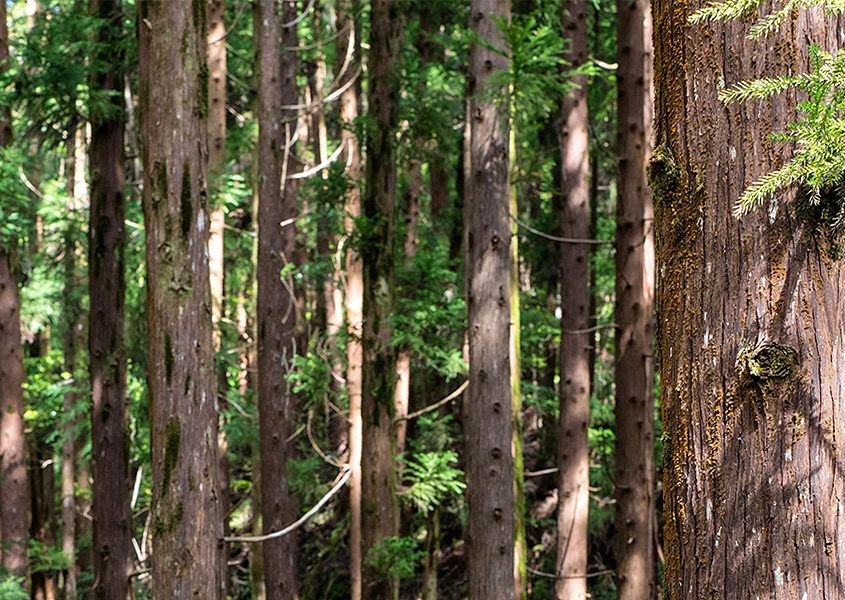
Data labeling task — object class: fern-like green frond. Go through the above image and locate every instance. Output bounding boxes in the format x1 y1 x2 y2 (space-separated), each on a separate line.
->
689 0 760 23
718 76 800 104
734 159 806 216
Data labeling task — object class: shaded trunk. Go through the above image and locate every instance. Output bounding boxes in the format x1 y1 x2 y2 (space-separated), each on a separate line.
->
464 2 514 599
30 447 58 600
336 1 364 597
0 0 29 585
556 0 590 598
255 1 299 597
61 123 85 600
138 0 224 596
207 1 229 593
654 3 845 599
613 0 655 596
89 2 132 597
360 1 404 598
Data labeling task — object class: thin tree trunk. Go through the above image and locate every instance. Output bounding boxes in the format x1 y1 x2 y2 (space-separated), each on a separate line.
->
336 1 363 596
509 129 527 600
0 0 29 586
556 0 590 597
361 2 404 598
465 2 514 599
61 122 85 600
138 0 224 596
613 0 654 596
255 1 299 597
89 2 132 597
207 1 229 593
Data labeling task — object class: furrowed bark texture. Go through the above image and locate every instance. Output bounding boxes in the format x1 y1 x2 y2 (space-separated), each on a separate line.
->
89 2 132 598
361 1 404 598
556 0 590 597
138 0 224 597
255 1 299 597
465 2 514 599
336 1 364 597
0 0 28 583
614 0 655 596
654 2 845 598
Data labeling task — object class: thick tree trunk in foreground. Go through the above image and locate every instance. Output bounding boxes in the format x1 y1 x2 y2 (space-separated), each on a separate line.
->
613 0 654 597
464 2 514 599
654 4 845 598
138 1 224 597
336 1 364 597
0 0 29 584
255 1 299 597
361 1 403 598
556 0 590 597
89 2 132 598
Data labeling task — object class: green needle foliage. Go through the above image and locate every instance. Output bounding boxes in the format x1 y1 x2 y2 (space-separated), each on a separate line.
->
401 450 466 513
721 46 845 216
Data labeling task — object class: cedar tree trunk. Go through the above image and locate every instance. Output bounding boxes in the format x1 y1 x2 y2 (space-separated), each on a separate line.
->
255 0 299 597
654 3 845 598
361 1 404 598
464 1 515 599
613 0 655 596
556 0 590 597
138 1 224 597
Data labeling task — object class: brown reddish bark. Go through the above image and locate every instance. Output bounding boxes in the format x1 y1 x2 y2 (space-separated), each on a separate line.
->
138 0 224 596
654 4 845 599
361 1 404 598
556 0 590 597
336 1 364 597
614 0 654 596
89 2 132 598
464 2 514 599
255 1 299 597
0 0 29 585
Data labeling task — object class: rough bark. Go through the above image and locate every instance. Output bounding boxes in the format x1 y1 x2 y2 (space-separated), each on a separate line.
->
464 2 514 599
0 0 29 584
556 0 590 597
361 1 404 598
336 1 364 597
614 0 655 596
138 0 224 597
654 3 845 599
255 1 299 597
89 2 132 597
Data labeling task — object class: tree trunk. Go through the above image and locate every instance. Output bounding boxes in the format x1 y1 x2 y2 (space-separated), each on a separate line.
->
613 0 654 596
361 1 404 598
61 122 86 600
653 4 845 599
336 1 364 597
556 0 590 597
0 0 29 586
255 1 299 598
464 2 514 599
207 1 229 593
138 1 224 597
89 2 132 598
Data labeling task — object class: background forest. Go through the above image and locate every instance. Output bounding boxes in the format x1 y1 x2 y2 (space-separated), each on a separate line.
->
0 0 657 598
